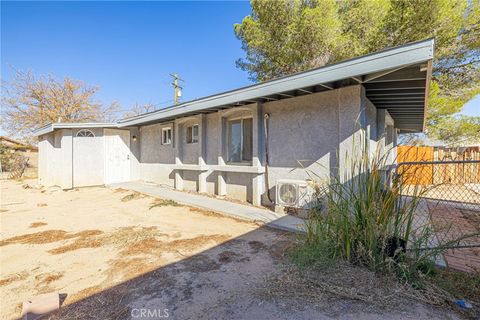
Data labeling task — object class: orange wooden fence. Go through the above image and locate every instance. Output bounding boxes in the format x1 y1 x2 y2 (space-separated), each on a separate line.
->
397 146 480 185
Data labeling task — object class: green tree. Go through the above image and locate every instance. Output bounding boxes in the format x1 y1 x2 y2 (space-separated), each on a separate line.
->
235 0 480 144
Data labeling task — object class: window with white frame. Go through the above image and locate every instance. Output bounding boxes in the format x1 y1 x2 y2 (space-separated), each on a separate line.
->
227 117 252 163
162 127 172 145
76 129 95 137
186 125 199 144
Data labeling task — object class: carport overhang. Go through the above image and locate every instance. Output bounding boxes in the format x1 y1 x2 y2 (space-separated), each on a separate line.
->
118 38 434 133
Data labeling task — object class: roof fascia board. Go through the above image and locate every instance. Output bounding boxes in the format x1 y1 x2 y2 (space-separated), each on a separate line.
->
118 39 434 127
32 123 117 136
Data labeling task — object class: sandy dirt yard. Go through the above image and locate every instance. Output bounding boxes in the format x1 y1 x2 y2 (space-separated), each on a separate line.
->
0 180 465 320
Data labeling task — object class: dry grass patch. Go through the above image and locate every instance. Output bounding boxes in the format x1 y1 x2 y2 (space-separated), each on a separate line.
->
48 230 104 254
29 221 48 228
0 229 103 254
107 257 158 281
35 272 64 294
0 271 29 287
1 230 75 246
261 262 450 309
120 234 232 257
49 227 163 255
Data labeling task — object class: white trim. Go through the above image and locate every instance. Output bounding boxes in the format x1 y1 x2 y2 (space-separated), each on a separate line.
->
186 124 199 144
161 127 172 145
76 129 95 137
226 117 253 163
33 123 117 136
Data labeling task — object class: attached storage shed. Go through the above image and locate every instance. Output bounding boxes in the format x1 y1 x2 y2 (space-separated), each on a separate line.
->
36 124 137 189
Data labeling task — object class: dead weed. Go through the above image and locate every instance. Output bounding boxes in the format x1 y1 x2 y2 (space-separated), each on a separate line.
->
149 199 180 209
121 192 144 202
260 262 454 311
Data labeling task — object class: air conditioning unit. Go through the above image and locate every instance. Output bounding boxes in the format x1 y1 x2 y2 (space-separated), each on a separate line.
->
276 179 315 209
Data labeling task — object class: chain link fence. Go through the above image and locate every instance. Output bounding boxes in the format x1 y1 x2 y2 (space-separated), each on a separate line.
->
396 160 480 273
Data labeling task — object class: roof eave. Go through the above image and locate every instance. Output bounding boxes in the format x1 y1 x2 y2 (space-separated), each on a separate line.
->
118 38 434 128
32 123 118 136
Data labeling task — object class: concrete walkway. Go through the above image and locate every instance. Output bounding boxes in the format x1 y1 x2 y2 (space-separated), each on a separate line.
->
108 181 306 233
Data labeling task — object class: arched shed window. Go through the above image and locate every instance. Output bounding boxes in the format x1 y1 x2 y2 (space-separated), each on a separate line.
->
76 129 95 137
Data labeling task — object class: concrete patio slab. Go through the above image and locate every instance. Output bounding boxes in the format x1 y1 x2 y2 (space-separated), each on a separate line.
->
108 181 306 233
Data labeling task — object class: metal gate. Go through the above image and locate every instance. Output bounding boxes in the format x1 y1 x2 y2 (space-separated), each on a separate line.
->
396 160 480 273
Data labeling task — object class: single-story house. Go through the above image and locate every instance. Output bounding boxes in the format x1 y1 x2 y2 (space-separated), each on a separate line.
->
33 39 434 207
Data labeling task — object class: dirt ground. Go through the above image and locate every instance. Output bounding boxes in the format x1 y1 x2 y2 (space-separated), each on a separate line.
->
0 180 466 319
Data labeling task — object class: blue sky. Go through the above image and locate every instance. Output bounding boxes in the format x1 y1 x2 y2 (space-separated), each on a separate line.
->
1 1 478 120
1 1 253 115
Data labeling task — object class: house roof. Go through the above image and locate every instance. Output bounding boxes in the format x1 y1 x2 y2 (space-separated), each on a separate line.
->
117 38 434 132
32 123 117 136
32 39 434 136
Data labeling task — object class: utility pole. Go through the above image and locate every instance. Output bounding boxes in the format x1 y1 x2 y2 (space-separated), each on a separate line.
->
170 73 183 105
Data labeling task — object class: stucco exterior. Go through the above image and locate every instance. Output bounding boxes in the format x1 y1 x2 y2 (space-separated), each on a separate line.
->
36 85 396 206
34 39 434 208
131 84 391 205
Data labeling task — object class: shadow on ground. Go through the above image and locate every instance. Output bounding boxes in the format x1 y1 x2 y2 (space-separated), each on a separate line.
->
37 225 467 320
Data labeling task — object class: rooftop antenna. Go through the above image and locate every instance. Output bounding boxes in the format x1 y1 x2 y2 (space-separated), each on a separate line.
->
170 73 184 105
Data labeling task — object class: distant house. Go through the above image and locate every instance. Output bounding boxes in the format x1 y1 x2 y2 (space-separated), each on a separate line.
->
0 136 38 178
33 39 434 207
0 136 38 152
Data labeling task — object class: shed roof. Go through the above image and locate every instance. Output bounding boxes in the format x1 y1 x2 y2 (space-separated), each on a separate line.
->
32 123 117 136
118 38 434 132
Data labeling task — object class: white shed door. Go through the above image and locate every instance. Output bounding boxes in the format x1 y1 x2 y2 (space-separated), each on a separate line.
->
104 129 131 184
